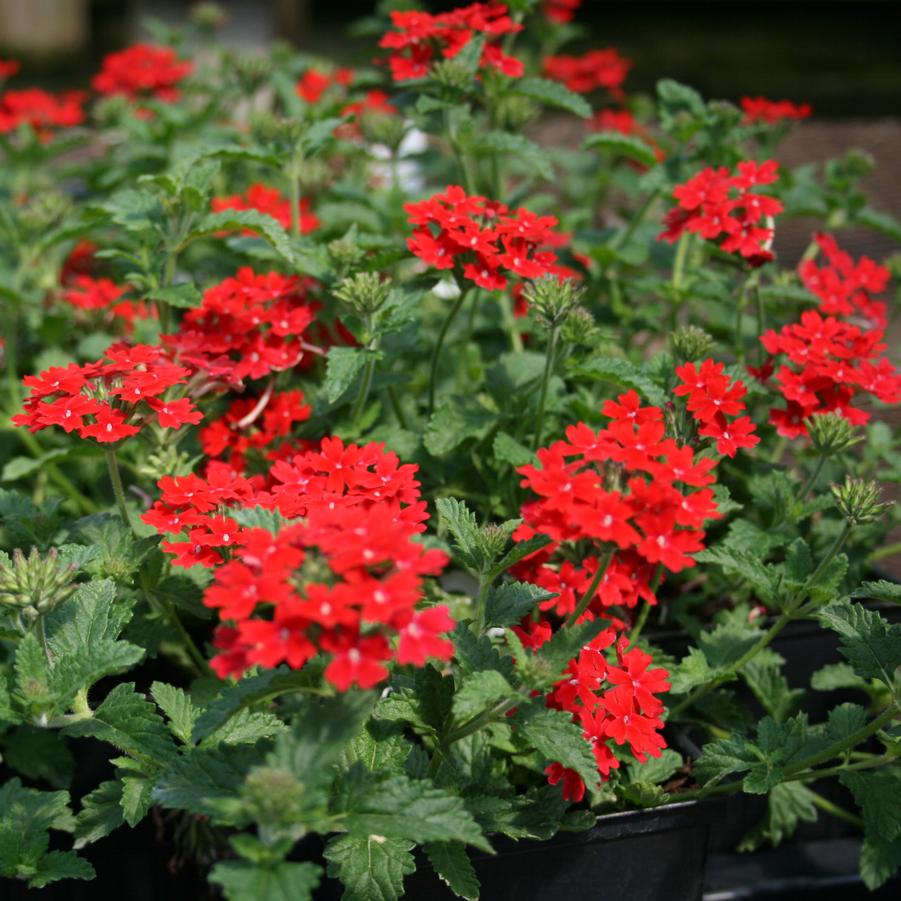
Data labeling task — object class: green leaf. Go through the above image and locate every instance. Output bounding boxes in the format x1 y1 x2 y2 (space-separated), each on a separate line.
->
185 209 299 268
538 617 610 683
698 620 763 670
855 206 901 242
484 580 553 628
852 580 901 604
694 734 757 787
151 682 201 744
818 599 901 687
146 283 203 309
567 355 666 406
120 776 152 827
340 721 410 775
741 653 802 722
27 850 95 888
452 670 513 721
204 707 287 746
515 77 592 118
210 860 322 901
656 78 706 123
583 132 658 167
342 774 491 851
424 397 496 457
492 431 535 468
63 683 177 770
424 842 479 900
2 449 71 482
489 533 552 580
473 131 553 180
825 702 868 744
13 632 52 712
841 771 901 841
436 497 486 573
324 834 415 901
810 662 869 693
860 835 901 891
73 781 124 849
325 346 367 403
627 748 682 786
516 706 598 792
739 782 818 850
694 546 780 605
93 189 164 234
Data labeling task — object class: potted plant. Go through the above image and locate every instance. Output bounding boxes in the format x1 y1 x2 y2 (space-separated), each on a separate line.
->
1 1 899 899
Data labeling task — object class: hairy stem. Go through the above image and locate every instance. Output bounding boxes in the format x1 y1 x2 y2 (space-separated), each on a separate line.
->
105 446 133 531
532 325 559 450
427 288 468 416
565 549 614 628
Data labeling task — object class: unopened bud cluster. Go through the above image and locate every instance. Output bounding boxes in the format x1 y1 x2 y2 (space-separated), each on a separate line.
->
334 272 392 315
480 523 511 561
432 59 475 93
560 306 600 346
0 547 78 619
831 477 891 525
525 276 584 328
672 325 715 362
806 412 861 457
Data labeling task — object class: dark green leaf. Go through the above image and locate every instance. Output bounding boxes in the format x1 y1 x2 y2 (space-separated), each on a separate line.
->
324 834 414 901
424 842 479 901
818 600 901 687
515 77 592 118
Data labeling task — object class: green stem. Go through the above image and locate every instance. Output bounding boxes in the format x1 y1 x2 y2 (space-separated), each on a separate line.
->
387 385 408 430
447 695 521 744
532 325 558 450
611 187 660 251
499 292 523 353
565 550 614 627
808 790 865 830
870 540 901 563
785 753 892 786
105 447 133 531
4 306 20 412
427 288 468 416
158 592 211 677
672 521 853 718
37 615 52 664
630 600 652 644
351 333 379 425
798 454 828 502
669 232 690 331
288 166 301 238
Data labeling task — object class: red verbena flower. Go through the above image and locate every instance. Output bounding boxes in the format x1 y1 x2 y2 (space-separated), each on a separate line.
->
211 183 320 235
0 59 20 79
92 43 192 102
13 343 201 444
379 3 524 82
296 67 354 103
542 0 581 24
0 88 86 136
659 160 783 265
543 49 630 98
741 96 812 125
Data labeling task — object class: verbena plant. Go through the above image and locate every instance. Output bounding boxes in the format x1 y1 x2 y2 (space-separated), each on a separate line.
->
1 1 900 898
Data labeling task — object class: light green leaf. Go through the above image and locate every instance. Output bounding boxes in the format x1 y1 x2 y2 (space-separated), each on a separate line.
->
325 346 366 403
324 834 415 901
818 600 901 687
151 682 201 744
146 283 203 309
484 580 553 628
73 781 124 849
452 670 513 721
517 707 598 792
567 355 666 406
515 77 592 118
473 132 553 180
583 132 658 167
424 841 479 900
210 860 322 901
424 397 497 457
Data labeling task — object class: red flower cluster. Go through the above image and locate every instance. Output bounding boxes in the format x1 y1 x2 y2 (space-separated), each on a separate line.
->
659 160 783 264
674 360 759 458
379 3 524 81
542 49 631 98
512 390 722 620
92 43 192 102
146 438 453 691
760 310 901 439
61 275 153 329
542 632 670 799
741 96 812 125
211 183 319 235
165 268 320 386
0 59 21 79
405 185 562 290
0 88 86 135
296 67 355 103
542 0 581 24
200 389 312 478
13 343 202 443
799 233 890 329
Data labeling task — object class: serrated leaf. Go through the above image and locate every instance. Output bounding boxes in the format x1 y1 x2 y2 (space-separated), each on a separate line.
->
489 533 552 580
210 860 322 901
860 835 901 891
343 774 491 851
627 748 682 786
818 599 901 687
694 734 757 787
852 580 901 604
63 683 176 769
583 131 658 166
694 546 780 605
484 580 552 628
538 617 609 683
474 131 553 180
424 842 479 900
841 771 901 841
567 355 666 406
424 397 496 457
204 707 287 746
436 496 486 573
325 346 367 403
656 78 706 120
324 834 415 901
668 647 715 694
515 77 592 118
452 670 513 721
810 662 869 693
855 206 901 242
73 781 124 849
741 654 802 722
699 620 763 670
492 431 535 467
120 776 152 827
516 707 598 792
27 850 95 888
825 702 868 744
146 283 202 309
341 721 409 775
739 782 818 851
151 682 200 744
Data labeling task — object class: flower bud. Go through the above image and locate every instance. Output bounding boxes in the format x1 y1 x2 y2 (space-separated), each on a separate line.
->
671 325 715 362
432 59 475 93
190 2 227 31
327 237 366 276
560 306 600 346
242 767 307 831
831 476 892 525
480 524 511 561
334 272 392 315
525 276 584 329
806 412 861 457
361 113 407 150
0 547 78 618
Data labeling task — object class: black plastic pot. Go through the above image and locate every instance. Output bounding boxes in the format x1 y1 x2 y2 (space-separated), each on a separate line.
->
402 800 716 901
